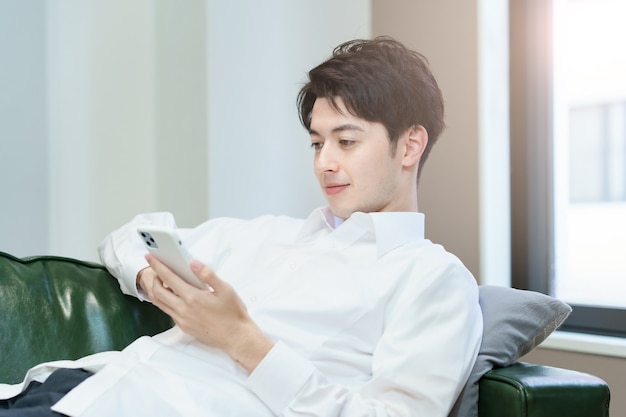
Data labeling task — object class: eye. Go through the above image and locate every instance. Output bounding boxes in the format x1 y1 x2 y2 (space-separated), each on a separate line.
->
339 139 355 147
310 141 323 151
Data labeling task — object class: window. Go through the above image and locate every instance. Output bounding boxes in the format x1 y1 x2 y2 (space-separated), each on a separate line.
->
511 0 626 337
567 103 626 203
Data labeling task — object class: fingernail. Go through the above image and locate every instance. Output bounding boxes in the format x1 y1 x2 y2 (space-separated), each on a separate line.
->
190 259 202 271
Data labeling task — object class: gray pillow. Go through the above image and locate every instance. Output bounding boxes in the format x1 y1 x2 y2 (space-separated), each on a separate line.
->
448 286 572 417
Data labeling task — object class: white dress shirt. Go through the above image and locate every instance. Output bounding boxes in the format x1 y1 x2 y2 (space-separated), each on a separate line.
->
0 207 482 417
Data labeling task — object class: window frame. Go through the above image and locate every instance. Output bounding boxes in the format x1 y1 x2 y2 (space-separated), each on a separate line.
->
509 0 626 338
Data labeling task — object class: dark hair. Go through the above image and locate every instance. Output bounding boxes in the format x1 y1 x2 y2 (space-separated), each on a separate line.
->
297 36 445 176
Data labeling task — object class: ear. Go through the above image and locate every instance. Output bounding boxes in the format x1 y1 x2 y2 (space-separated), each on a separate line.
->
401 125 428 168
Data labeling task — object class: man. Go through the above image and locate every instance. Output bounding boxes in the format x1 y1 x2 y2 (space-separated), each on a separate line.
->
1 37 482 416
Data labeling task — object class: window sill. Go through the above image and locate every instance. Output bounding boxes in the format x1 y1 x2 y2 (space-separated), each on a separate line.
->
537 330 626 358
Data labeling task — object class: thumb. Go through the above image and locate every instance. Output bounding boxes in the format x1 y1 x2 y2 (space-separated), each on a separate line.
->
190 259 220 292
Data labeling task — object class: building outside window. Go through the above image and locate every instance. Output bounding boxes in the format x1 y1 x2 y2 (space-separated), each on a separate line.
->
553 0 626 310
511 0 626 336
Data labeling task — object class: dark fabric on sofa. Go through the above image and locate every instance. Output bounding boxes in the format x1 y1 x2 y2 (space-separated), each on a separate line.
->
0 368 93 416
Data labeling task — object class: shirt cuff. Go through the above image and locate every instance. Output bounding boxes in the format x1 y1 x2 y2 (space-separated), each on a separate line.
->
125 261 151 301
246 341 315 415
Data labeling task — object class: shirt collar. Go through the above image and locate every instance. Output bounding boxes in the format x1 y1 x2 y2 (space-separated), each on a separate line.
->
293 207 334 242
296 207 426 257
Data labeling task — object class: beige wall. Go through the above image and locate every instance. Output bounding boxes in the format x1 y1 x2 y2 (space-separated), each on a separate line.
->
373 0 481 278
373 1 626 416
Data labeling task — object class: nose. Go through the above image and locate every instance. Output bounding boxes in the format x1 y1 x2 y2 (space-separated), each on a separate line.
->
315 143 339 173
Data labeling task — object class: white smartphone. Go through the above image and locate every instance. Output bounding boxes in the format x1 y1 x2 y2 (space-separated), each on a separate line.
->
136 225 205 289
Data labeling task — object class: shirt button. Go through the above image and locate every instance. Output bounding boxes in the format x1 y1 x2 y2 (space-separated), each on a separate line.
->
249 296 257 303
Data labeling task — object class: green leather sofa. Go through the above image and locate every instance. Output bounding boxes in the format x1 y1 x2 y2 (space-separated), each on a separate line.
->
0 252 610 416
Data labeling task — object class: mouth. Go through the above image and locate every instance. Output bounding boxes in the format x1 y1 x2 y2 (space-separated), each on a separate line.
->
324 184 349 196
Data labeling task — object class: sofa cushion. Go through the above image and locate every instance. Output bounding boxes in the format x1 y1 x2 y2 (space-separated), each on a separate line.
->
0 251 173 384
449 286 572 417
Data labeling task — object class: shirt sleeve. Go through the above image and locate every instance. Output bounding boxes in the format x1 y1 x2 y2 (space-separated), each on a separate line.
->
246 260 483 417
97 212 178 299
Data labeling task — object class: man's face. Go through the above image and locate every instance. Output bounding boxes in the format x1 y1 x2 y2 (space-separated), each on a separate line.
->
309 97 409 219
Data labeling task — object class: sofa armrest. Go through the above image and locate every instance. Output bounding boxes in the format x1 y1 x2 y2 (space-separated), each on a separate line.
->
478 362 610 417
0 252 174 384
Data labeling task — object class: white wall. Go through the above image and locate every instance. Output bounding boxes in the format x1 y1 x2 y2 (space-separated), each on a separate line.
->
0 0 48 257
46 0 162 261
206 1 370 219
0 0 370 261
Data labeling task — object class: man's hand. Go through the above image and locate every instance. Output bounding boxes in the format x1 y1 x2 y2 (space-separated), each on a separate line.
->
145 254 274 373
136 267 158 300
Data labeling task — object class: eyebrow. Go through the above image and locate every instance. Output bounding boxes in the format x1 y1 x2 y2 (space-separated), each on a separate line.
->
309 123 365 136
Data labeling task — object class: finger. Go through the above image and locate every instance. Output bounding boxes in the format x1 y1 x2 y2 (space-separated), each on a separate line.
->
151 273 183 314
190 259 221 292
145 254 196 296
